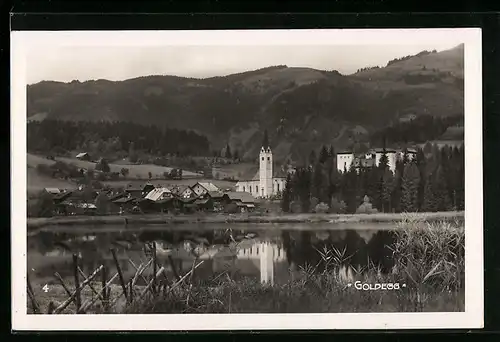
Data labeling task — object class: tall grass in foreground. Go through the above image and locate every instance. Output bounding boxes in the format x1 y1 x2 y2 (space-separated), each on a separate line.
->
124 215 465 313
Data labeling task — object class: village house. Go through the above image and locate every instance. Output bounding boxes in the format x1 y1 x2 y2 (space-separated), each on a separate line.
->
52 190 74 205
44 187 62 196
191 182 220 197
336 148 417 173
76 152 92 161
235 140 287 198
124 182 156 199
135 187 175 213
169 185 195 199
221 192 257 213
112 196 139 213
145 187 173 201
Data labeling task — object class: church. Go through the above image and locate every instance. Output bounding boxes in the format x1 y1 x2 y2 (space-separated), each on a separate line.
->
235 134 287 198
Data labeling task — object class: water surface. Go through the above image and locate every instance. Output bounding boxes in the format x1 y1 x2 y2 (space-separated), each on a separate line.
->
28 223 398 286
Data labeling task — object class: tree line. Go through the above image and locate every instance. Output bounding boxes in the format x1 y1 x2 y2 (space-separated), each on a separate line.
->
370 114 463 146
27 119 211 157
281 143 464 214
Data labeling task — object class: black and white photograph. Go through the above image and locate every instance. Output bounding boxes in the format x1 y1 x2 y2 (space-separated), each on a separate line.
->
11 28 483 330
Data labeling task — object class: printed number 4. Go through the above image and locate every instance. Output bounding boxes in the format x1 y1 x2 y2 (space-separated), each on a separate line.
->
42 284 49 293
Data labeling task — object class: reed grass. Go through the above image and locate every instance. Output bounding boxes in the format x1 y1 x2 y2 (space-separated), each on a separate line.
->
122 215 465 314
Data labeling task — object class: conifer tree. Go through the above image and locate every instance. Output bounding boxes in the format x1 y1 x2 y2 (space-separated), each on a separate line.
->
434 165 452 211
415 148 427 210
422 173 436 212
328 145 335 158
391 158 404 213
319 145 329 164
225 144 232 159
312 162 324 200
381 168 394 212
309 150 317 167
456 144 465 210
401 163 421 212
378 150 389 171
281 173 292 212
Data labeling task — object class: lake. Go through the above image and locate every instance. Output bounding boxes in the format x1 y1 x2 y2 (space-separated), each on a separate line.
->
28 222 399 287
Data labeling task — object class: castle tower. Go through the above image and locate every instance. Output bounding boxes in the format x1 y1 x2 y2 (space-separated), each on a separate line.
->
259 130 273 198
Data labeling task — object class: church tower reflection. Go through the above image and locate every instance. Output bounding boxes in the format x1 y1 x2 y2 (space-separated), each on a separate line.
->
237 241 286 285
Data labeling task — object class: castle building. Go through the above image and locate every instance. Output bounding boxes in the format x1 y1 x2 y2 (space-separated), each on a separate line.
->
235 137 287 198
336 148 417 173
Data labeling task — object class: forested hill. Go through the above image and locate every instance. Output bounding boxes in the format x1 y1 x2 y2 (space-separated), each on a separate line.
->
27 44 464 163
27 120 211 158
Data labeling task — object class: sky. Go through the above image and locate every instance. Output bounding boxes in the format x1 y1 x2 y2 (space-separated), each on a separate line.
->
26 42 465 85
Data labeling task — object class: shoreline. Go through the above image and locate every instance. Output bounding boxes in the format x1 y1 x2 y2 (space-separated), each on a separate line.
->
27 211 464 230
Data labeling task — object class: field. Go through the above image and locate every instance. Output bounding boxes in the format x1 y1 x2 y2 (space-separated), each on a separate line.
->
27 153 232 195
27 153 204 179
212 162 257 180
27 166 77 195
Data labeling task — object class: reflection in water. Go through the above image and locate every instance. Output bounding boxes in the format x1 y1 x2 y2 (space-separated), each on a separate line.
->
28 225 397 286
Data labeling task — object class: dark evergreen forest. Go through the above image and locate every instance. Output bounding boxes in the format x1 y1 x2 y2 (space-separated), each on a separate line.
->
281 143 464 214
27 120 211 157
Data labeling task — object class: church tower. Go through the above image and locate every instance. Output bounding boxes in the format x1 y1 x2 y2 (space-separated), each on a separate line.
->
259 130 273 198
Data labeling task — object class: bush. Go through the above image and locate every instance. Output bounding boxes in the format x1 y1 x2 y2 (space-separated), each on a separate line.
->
95 159 111 173
309 197 319 213
330 197 347 214
289 201 302 214
356 195 379 214
120 168 130 177
96 172 107 181
27 191 54 217
95 192 110 215
315 202 330 214
91 180 104 189
224 203 239 214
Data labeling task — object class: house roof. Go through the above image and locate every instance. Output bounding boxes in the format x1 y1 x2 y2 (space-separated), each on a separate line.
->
170 185 192 195
223 191 255 203
195 182 220 192
53 191 73 201
238 168 287 182
207 191 224 199
45 188 61 194
194 198 211 205
113 197 137 204
236 202 256 208
108 192 127 201
76 152 89 158
273 168 288 178
373 148 398 153
145 187 172 201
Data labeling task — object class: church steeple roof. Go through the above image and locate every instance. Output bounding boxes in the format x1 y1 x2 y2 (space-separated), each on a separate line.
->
262 129 270 149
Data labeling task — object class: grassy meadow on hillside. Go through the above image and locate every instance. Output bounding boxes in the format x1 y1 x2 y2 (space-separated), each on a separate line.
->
26 152 236 196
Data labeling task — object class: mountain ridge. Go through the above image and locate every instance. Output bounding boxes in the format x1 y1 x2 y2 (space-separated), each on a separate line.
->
27 44 464 163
